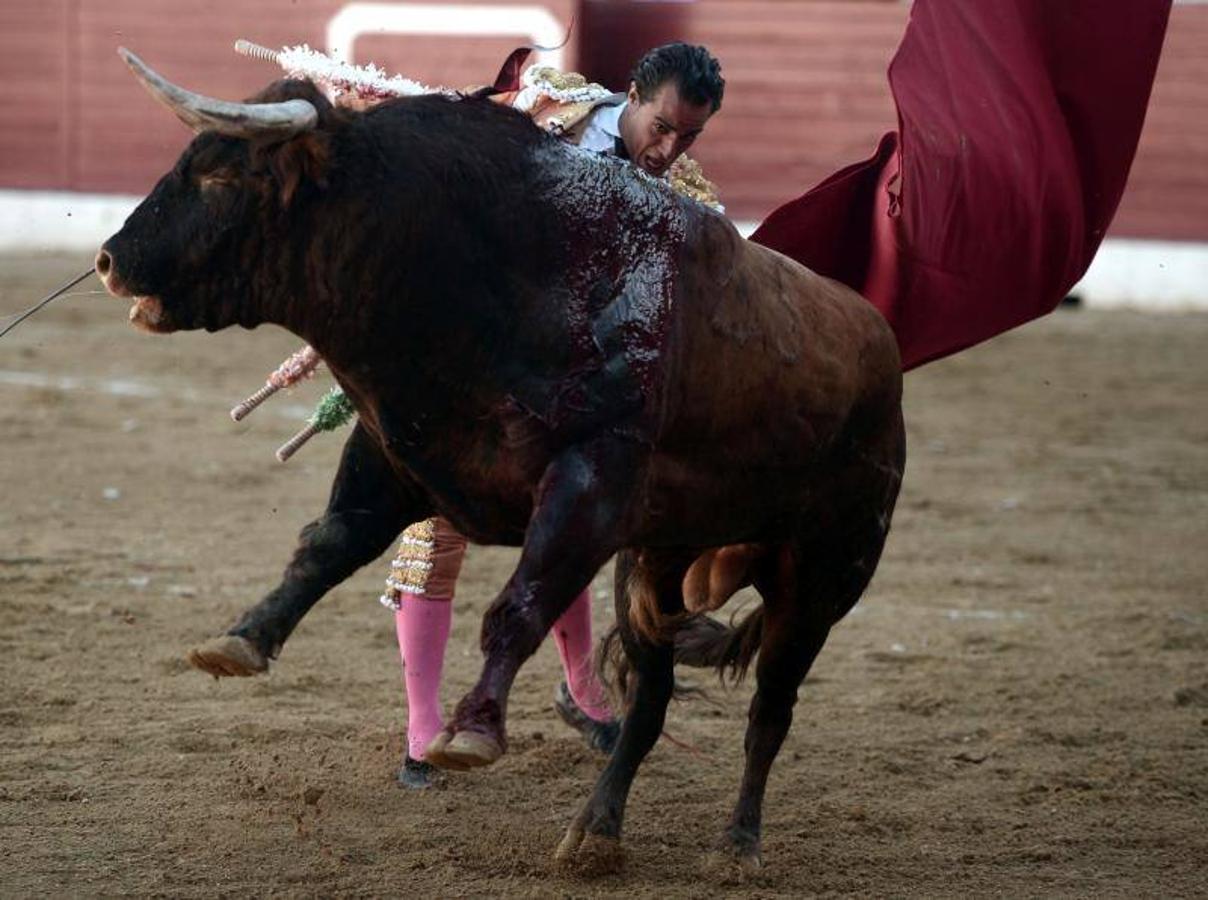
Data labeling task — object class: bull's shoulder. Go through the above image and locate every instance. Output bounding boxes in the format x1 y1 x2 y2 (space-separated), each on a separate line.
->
765 244 899 369
677 217 899 373
743 240 886 323
678 207 745 291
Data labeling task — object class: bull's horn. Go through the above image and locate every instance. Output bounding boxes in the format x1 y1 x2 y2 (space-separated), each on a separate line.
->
118 47 318 140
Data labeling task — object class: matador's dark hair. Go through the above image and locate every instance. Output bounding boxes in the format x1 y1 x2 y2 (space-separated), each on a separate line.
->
630 42 725 113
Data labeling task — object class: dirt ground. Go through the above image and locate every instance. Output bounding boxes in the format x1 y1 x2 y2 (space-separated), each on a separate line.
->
1 253 1205 898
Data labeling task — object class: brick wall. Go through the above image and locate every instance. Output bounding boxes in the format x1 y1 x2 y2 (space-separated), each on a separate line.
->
0 0 574 195
680 1 905 221
1 1 1203 240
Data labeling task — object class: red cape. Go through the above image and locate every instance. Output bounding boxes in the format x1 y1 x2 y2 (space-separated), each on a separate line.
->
750 0 1172 370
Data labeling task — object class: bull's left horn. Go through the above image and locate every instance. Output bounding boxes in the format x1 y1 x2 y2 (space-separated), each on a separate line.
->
118 47 318 140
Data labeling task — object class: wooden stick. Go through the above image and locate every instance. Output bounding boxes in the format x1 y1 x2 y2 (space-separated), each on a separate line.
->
230 345 321 422
276 423 319 462
230 382 280 421
233 40 280 64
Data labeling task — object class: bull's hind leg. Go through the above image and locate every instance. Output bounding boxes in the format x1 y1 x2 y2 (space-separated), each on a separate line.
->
704 552 831 878
188 423 421 677
555 547 693 876
712 428 903 875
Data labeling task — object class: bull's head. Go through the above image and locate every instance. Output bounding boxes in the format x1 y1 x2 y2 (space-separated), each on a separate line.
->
97 49 339 333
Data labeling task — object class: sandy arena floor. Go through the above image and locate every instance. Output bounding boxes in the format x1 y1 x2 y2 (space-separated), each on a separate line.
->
1 253 1205 897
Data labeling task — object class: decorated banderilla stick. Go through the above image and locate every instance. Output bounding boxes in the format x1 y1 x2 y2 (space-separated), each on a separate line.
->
233 39 446 101
275 387 356 462
228 344 354 462
230 344 322 421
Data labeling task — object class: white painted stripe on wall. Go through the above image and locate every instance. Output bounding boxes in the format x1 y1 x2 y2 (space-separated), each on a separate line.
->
1068 239 1208 309
0 190 140 254
734 221 1208 310
0 369 313 421
326 3 567 70
2 191 1204 310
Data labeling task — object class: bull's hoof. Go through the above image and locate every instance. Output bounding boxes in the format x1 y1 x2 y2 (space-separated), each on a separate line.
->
396 755 445 790
423 729 503 771
554 826 625 877
186 635 269 678
701 845 763 883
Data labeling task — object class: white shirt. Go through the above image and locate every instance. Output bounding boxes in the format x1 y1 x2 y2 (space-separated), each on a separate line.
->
570 98 711 204
577 100 626 155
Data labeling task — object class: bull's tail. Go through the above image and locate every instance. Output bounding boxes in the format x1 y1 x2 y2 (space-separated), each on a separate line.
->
673 608 764 681
597 607 765 712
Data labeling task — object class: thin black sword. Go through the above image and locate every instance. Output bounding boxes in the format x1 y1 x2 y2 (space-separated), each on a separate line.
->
0 268 97 340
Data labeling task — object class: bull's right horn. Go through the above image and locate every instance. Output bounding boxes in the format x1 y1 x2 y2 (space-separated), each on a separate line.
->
118 47 318 140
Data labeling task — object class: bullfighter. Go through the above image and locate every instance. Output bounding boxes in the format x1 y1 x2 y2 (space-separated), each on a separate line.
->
380 43 725 788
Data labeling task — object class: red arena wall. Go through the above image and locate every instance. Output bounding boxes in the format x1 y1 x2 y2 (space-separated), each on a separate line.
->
1 0 1205 238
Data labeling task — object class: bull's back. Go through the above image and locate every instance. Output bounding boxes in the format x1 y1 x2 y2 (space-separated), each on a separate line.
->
656 212 900 456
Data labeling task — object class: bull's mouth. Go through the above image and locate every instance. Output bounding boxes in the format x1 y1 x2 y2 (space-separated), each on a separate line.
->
127 295 172 333
96 258 175 334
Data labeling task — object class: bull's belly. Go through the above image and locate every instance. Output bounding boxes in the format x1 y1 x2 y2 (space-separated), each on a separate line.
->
402 401 896 552
429 499 532 547
422 476 535 547
428 459 826 550
626 453 836 548
378 435 538 546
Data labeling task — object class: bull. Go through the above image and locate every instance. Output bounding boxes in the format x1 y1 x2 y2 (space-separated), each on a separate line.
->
98 50 905 873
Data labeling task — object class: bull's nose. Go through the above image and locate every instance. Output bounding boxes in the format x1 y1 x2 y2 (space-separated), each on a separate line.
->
94 247 126 297
95 248 113 278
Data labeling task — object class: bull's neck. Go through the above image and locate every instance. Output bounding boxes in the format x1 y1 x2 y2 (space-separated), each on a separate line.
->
256 134 691 430
249 210 375 345
212 199 331 337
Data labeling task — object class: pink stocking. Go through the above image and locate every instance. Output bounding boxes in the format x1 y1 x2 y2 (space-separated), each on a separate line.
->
551 588 613 722
394 595 452 760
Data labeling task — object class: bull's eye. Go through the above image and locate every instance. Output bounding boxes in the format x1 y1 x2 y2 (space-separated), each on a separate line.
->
198 173 236 197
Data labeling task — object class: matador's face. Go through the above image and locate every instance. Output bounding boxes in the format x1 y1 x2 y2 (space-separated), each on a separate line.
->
619 81 713 178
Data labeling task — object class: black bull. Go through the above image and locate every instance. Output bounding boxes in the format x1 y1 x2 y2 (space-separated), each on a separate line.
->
98 62 904 872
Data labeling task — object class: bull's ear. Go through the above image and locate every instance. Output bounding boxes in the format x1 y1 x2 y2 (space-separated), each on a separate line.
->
262 131 331 208
247 79 339 208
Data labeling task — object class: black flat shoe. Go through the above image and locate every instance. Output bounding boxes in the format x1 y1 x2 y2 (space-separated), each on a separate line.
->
553 681 621 755
396 754 444 790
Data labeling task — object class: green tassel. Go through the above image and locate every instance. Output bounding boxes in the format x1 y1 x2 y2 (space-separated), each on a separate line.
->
309 388 356 432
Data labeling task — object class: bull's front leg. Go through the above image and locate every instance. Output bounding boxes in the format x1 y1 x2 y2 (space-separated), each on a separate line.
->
424 436 641 770
188 422 425 677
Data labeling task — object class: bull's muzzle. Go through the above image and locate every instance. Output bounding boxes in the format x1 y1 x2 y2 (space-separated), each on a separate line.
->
94 248 113 281
94 247 124 297
95 245 168 333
